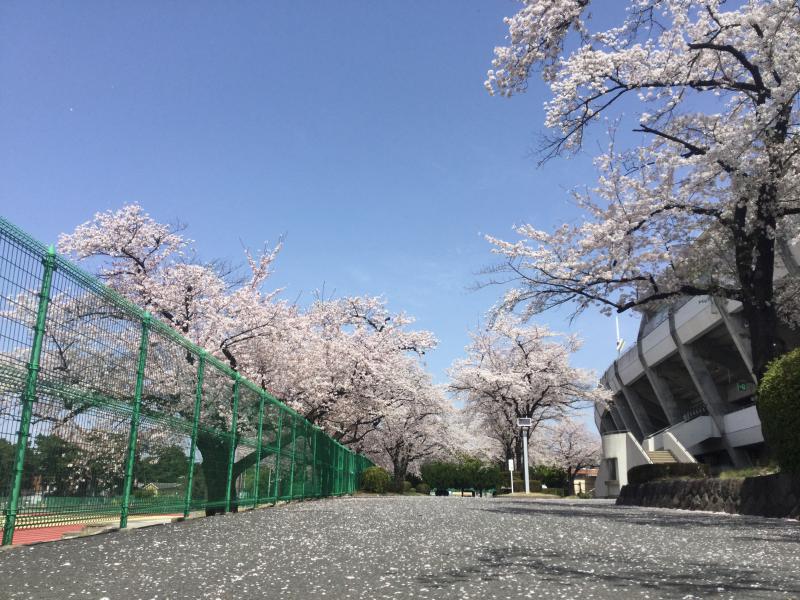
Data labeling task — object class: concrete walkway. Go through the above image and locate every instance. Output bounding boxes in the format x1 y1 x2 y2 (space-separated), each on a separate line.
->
0 496 798 599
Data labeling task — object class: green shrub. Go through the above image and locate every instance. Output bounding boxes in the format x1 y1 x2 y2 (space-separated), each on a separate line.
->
539 487 564 496
387 480 402 493
494 484 510 495
421 461 455 491
627 463 709 485
758 348 800 473
360 466 391 493
387 479 414 493
405 473 422 487
530 465 568 489
415 483 431 495
422 456 508 495
475 465 504 493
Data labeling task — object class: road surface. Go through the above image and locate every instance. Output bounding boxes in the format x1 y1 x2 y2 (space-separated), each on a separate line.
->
0 495 798 599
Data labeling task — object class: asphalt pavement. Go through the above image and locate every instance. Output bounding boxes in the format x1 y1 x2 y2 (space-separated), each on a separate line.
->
0 495 798 599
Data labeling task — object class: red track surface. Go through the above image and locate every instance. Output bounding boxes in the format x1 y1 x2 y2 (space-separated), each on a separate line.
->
12 524 85 545
9 514 183 546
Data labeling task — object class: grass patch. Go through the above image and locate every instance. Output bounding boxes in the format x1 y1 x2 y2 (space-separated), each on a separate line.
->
717 466 778 480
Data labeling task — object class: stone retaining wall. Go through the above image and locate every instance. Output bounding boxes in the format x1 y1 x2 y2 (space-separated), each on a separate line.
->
617 473 800 519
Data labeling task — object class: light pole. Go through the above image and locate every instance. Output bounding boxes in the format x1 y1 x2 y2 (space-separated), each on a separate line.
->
517 417 532 494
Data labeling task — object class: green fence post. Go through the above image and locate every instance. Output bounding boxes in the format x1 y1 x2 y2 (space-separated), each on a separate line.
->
340 448 345 495
344 451 348 495
331 444 337 496
339 447 344 495
348 453 353 494
252 394 266 508
341 449 346 495
183 350 205 518
2 246 56 546
272 411 283 505
329 445 334 497
119 312 151 530
224 375 240 514
287 415 297 500
311 427 318 498
299 423 307 501
333 446 339 496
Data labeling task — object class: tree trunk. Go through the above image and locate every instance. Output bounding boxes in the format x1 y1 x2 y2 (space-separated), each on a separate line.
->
196 433 255 516
391 455 408 492
737 230 780 381
567 470 575 497
514 428 531 481
503 441 514 464
746 303 781 380
733 144 784 381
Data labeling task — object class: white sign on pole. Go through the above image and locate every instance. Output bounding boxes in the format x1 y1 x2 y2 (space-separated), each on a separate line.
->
516 417 532 428
507 459 514 472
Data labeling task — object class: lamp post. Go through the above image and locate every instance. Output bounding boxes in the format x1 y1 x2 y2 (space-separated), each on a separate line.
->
517 417 532 494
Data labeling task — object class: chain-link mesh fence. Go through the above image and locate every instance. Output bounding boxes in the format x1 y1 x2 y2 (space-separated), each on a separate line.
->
0 216 372 545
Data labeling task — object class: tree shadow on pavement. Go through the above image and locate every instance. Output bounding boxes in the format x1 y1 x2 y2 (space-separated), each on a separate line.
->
415 545 795 597
480 501 800 541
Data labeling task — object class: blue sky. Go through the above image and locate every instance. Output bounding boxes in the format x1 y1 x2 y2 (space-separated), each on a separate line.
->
0 2 640 398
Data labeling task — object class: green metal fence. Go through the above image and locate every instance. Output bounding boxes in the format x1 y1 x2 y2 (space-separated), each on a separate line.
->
0 215 372 545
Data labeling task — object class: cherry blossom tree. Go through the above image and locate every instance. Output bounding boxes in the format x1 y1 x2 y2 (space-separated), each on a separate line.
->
295 296 437 444
445 408 505 464
52 204 441 508
57 203 282 358
236 294 438 447
358 362 452 488
449 315 607 466
56 205 285 511
532 419 600 495
485 0 800 378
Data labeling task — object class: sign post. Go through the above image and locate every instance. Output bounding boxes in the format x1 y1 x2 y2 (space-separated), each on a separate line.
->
516 418 532 494
508 458 514 494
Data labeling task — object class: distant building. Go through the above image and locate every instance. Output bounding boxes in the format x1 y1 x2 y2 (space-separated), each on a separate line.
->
572 468 597 495
593 242 800 497
142 482 181 496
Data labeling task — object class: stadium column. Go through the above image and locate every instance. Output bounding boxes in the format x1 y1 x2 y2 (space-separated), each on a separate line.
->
2 246 56 546
120 312 151 530
637 327 683 425
184 350 205 518
668 308 751 468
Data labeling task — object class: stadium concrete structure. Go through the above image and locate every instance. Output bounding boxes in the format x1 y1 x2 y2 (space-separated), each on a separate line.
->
594 240 800 498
